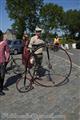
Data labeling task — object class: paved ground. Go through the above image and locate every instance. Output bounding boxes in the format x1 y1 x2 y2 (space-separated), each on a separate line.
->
0 52 80 120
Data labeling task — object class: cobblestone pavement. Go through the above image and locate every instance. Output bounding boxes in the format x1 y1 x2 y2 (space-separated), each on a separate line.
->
0 57 80 120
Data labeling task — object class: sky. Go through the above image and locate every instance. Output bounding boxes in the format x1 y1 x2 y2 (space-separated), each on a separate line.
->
0 0 80 32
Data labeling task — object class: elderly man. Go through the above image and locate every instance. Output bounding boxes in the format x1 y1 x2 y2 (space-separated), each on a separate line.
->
28 27 44 76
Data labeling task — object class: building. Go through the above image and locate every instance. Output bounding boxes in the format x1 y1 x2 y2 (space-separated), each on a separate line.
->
4 29 16 40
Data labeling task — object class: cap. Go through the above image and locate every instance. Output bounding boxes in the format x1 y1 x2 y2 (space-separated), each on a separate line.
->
35 27 42 32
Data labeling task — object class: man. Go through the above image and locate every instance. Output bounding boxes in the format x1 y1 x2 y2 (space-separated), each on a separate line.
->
54 35 60 45
28 27 44 75
0 30 10 95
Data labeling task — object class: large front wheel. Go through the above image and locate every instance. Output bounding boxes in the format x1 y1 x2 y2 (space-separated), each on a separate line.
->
35 45 72 87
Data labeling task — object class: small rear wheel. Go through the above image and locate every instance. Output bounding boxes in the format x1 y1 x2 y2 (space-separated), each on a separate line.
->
16 74 33 93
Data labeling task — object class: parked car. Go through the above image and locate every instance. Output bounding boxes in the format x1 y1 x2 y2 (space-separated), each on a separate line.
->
76 41 80 49
7 39 23 54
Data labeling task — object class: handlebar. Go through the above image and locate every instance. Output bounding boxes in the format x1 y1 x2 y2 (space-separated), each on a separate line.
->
29 42 60 54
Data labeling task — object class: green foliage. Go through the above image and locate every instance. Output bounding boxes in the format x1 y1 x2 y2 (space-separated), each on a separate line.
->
63 10 80 40
6 0 44 38
41 32 54 41
60 37 76 44
5 0 80 41
40 3 64 32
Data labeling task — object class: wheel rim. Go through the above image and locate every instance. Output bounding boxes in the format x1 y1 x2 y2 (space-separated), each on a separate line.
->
16 75 32 93
35 46 72 87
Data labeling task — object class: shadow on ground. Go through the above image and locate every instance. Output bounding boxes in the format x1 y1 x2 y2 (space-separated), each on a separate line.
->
4 74 22 87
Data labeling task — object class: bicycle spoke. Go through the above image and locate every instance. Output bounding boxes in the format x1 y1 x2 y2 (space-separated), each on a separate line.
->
16 74 32 93
35 46 72 87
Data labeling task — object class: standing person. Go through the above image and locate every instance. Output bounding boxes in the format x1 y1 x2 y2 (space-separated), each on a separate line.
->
3 33 9 69
0 30 10 95
22 33 29 47
22 33 30 65
28 27 44 75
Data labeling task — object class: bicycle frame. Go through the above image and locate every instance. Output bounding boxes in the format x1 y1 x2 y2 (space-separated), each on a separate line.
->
23 43 55 83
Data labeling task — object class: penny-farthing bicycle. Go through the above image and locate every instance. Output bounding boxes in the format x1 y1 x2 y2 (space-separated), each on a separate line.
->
16 43 72 93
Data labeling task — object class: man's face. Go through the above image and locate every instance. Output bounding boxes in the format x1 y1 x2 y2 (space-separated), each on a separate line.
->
36 31 41 37
56 36 58 39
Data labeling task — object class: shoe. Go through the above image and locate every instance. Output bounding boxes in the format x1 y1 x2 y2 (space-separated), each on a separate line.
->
0 91 5 96
3 86 9 91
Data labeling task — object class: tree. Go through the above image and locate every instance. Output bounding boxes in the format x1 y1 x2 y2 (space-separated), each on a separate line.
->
40 3 64 34
63 10 80 40
6 0 43 38
26 0 43 32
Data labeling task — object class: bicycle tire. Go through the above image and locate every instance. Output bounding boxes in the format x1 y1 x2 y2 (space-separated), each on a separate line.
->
12 58 25 74
35 45 72 87
16 73 33 93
